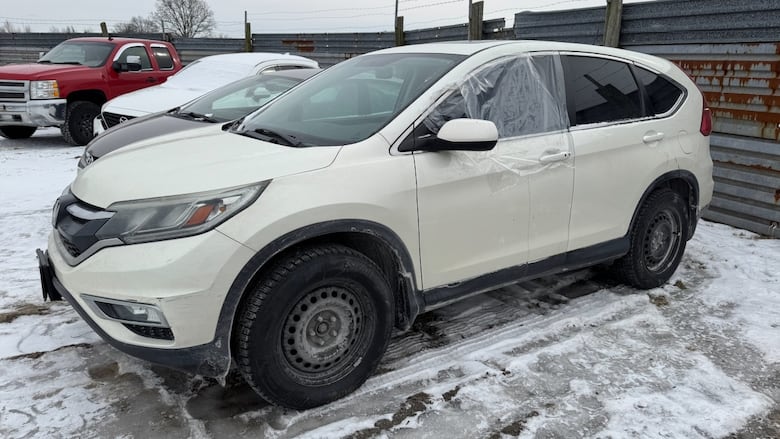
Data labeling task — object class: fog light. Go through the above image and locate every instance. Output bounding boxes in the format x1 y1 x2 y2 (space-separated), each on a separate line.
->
83 295 169 327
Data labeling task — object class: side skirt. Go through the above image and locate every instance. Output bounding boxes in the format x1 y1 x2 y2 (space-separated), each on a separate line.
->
421 237 629 311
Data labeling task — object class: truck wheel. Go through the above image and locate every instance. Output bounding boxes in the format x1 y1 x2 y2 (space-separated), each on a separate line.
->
237 245 394 409
611 188 689 289
0 126 37 139
62 101 99 146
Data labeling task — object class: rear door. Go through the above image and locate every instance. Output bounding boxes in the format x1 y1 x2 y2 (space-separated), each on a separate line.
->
563 54 683 251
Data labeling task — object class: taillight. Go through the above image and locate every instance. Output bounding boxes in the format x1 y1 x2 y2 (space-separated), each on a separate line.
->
700 104 712 136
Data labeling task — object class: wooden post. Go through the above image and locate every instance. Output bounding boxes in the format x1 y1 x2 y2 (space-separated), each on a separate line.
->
604 0 623 47
245 22 252 52
469 1 484 41
100 22 108 37
395 16 404 46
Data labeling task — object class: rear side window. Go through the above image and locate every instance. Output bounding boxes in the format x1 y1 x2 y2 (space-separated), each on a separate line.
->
633 67 684 115
152 47 174 70
563 55 643 126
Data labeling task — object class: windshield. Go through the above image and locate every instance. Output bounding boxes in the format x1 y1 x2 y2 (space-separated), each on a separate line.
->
177 74 304 123
39 41 114 67
234 53 465 146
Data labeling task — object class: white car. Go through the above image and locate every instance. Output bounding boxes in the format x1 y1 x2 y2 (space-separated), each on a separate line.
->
94 52 318 134
39 40 713 409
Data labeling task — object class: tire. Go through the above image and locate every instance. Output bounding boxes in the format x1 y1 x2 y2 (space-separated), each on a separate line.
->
611 188 689 289
61 101 99 146
0 126 37 139
237 245 394 409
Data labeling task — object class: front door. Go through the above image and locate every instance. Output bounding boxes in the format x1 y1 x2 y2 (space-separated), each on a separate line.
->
412 54 573 289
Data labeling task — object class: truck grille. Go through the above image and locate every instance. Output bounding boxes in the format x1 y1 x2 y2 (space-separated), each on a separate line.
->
102 112 135 128
0 80 28 102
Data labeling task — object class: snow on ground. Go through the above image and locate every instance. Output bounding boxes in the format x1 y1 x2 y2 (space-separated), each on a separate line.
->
0 131 778 438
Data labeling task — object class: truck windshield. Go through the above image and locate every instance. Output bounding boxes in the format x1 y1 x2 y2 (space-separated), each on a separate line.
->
38 42 114 67
232 53 465 147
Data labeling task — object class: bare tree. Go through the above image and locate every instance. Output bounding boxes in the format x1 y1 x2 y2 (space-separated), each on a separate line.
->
115 16 160 34
48 25 79 33
154 0 215 38
1 20 31 33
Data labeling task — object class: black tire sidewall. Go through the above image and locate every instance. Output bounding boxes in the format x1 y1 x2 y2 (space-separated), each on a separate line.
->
0 126 37 139
241 248 394 409
63 101 99 146
629 190 689 288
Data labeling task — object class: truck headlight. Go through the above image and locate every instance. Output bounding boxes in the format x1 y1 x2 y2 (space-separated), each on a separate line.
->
95 181 269 244
30 80 60 99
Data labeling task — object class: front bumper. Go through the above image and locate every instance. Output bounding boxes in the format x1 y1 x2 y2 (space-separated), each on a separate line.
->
0 99 66 127
38 249 228 376
38 228 256 377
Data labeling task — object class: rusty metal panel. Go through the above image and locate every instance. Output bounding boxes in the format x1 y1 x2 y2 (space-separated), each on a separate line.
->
703 134 780 237
631 43 780 142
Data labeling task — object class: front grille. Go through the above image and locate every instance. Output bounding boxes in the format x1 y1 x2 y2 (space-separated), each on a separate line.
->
123 324 174 341
54 192 112 261
0 80 27 102
102 112 135 128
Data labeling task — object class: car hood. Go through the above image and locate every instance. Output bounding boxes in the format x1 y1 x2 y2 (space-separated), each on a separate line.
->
87 113 206 159
102 84 207 117
72 125 341 208
0 63 90 79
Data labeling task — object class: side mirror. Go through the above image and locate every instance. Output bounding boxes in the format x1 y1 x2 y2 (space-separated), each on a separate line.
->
112 61 142 73
403 119 498 153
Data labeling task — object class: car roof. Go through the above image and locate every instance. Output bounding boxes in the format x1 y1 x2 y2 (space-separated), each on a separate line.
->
194 52 317 66
371 40 664 62
67 37 169 45
261 68 322 80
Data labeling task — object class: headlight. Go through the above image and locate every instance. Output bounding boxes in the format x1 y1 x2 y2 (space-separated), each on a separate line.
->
30 80 60 99
78 150 94 169
95 181 269 244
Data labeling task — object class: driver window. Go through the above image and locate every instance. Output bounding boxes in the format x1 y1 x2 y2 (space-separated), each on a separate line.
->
116 46 152 71
421 54 568 139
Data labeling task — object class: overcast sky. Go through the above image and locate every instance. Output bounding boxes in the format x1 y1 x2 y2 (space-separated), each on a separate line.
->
1 0 655 37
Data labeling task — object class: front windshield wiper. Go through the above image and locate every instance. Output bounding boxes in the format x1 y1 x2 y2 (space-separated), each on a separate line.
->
175 111 220 123
37 60 52 64
237 128 303 146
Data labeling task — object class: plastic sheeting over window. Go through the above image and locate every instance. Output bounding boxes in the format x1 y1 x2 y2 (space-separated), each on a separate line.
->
423 54 569 139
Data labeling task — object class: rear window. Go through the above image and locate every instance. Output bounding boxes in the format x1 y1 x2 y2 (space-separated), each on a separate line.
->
633 67 684 115
563 55 643 126
152 47 174 70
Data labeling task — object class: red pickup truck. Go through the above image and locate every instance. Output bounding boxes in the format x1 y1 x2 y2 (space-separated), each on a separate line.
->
0 37 182 145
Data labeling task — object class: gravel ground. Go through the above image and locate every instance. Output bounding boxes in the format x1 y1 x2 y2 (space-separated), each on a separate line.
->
1 130 778 438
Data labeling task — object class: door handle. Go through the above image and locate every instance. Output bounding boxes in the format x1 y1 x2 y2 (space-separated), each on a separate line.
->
145 77 157 83
643 131 665 143
539 151 571 164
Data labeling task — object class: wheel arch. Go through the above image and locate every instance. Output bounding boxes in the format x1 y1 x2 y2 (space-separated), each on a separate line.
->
218 220 422 361
66 89 107 106
629 170 700 240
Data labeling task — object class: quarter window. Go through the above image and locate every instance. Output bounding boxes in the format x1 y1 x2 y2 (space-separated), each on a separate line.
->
633 67 684 115
563 56 643 126
152 47 174 70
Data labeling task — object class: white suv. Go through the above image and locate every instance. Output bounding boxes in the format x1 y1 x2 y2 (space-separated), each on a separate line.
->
38 41 714 409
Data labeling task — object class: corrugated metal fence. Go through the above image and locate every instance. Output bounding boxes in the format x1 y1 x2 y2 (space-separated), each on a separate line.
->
516 0 780 237
0 19 507 67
